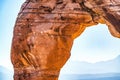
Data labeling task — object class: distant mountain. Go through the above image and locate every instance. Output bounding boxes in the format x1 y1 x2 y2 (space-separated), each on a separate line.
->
59 73 120 80
0 66 13 80
61 55 120 74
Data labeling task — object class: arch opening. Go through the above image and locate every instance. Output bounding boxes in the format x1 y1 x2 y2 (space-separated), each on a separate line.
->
59 24 120 80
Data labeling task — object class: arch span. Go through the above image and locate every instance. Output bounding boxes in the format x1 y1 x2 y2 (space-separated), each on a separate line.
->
11 0 120 80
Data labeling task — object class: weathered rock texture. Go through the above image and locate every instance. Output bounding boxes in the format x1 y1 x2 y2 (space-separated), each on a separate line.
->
11 0 120 80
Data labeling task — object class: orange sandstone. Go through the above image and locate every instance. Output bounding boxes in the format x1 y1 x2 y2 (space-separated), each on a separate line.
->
11 0 120 80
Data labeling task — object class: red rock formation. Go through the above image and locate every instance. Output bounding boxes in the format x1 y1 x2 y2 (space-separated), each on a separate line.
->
11 0 120 80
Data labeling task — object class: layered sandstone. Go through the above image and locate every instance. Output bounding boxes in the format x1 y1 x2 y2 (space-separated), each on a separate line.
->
11 0 120 80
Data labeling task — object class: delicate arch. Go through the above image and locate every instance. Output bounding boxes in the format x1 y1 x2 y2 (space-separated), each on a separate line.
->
11 0 120 80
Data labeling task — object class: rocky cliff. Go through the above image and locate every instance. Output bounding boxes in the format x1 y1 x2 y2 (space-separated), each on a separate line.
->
11 0 120 80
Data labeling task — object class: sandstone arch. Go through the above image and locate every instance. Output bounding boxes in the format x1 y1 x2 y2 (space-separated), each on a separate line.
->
11 0 120 80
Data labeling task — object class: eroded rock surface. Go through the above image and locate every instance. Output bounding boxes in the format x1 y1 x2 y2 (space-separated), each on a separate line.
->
11 0 120 80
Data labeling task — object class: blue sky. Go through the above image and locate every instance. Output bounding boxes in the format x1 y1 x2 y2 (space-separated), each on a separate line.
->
0 0 25 70
70 25 120 62
0 0 120 71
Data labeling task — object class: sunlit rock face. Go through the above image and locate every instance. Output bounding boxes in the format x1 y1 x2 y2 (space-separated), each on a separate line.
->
11 0 120 80
86 0 120 37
